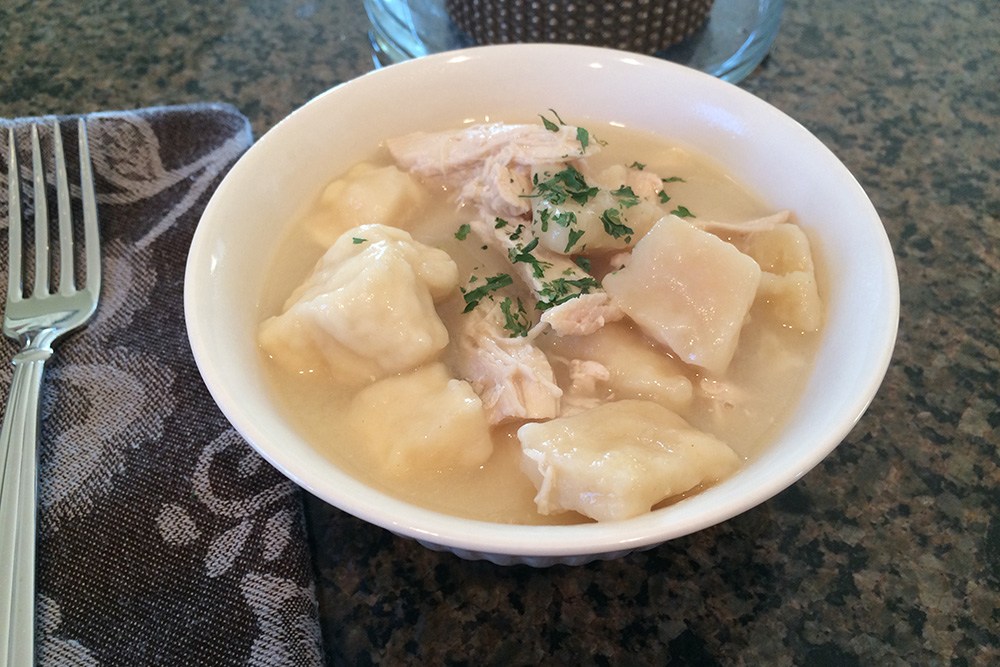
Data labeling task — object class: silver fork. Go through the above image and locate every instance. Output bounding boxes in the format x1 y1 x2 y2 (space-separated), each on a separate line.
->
0 120 100 665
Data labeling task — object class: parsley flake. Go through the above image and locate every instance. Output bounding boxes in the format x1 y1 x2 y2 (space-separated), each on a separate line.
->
658 190 671 204
509 238 552 278
600 208 635 239
552 210 577 228
351 237 366 244
565 228 586 253
662 176 685 183
611 185 640 208
455 224 471 240
574 256 592 272
537 207 551 232
500 297 531 337
462 273 514 313
671 205 695 218
536 276 601 311
527 166 598 207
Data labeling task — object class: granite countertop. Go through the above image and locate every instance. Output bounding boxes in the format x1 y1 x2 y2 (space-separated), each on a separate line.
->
2 0 998 664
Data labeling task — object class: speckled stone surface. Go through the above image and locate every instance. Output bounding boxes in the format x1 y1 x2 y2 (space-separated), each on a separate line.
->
2 0 998 665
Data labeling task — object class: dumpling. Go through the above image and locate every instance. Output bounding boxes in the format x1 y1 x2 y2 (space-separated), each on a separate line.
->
308 163 427 246
258 224 459 384
542 322 693 412
517 400 740 522
603 215 761 375
349 363 493 474
731 223 823 332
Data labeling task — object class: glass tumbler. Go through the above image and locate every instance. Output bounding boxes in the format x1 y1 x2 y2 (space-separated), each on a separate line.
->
364 0 784 83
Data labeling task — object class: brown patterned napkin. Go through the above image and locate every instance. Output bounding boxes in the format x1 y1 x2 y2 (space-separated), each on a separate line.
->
0 105 323 665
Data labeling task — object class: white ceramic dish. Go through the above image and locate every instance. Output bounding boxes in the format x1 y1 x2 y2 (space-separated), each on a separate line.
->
184 44 899 566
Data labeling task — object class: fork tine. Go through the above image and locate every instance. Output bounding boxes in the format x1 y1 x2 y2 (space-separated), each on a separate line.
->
30 125 49 296
78 119 100 296
6 128 22 304
54 122 75 296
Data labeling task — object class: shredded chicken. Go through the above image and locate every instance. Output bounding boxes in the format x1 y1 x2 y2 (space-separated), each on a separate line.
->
391 122 623 338
469 214 624 336
560 359 612 417
692 210 791 235
453 303 562 425
539 292 623 337
387 123 597 181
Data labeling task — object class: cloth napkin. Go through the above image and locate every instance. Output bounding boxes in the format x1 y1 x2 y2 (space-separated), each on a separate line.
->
0 105 323 665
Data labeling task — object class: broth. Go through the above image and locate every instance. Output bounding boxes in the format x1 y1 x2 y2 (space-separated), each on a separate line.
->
258 120 824 524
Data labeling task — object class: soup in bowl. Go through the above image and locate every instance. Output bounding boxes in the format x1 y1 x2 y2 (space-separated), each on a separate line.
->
184 44 898 566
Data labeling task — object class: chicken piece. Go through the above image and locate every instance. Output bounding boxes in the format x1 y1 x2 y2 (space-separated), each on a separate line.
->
517 400 741 521
349 363 493 474
259 224 458 384
539 291 624 337
559 359 612 417
692 210 791 236
390 122 622 337
470 216 624 337
453 302 562 425
543 322 693 413
388 123 597 219
463 161 534 218
603 215 761 375
387 123 596 182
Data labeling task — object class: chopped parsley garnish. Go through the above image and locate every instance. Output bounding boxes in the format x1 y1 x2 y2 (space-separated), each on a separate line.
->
537 207 551 232
574 256 592 272
351 237 366 244
658 190 671 204
508 238 552 278
537 208 577 232
600 208 635 239
671 205 696 218
610 185 640 208
553 210 576 227
536 276 601 311
630 161 645 170
540 113 561 132
500 297 531 337
662 176 685 183
494 217 508 228
461 273 514 312
565 228 586 253
455 223 471 240
527 166 598 206
538 110 596 153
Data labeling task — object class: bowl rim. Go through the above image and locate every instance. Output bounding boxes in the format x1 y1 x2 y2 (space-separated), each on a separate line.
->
185 43 900 558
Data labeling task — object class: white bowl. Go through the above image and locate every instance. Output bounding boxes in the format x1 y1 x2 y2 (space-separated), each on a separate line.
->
184 44 899 566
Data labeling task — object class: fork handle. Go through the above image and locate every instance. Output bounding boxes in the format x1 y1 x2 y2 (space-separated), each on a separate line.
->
0 347 51 666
